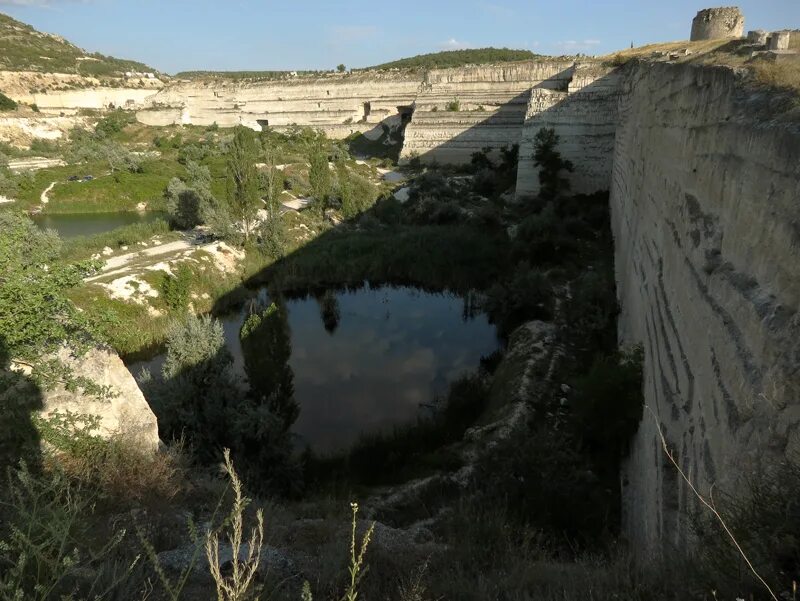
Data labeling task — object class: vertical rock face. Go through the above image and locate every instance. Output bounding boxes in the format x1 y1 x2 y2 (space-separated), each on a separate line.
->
690 7 745 41
137 73 421 139
610 61 800 555
515 63 622 197
400 62 572 164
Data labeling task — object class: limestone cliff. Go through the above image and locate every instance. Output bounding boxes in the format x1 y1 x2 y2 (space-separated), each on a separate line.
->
137 71 420 139
516 63 622 196
610 61 800 555
400 62 574 164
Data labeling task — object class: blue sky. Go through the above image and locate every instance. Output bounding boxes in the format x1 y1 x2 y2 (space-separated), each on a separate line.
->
0 0 797 74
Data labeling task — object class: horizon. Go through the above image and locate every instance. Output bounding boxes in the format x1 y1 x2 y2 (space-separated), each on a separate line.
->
0 0 797 74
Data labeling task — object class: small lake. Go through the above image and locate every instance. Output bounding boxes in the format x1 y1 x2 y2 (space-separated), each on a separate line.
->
130 285 499 453
32 211 167 239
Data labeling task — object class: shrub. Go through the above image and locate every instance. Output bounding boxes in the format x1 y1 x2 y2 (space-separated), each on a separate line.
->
159 263 193 311
0 462 135 601
471 424 613 546
29 138 59 156
94 109 135 138
257 212 288 259
692 457 800 599
445 98 461 112
484 265 555 336
337 163 375 219
145 313 301 494
562 269 619 349
470 147 494 171
0 92 17 111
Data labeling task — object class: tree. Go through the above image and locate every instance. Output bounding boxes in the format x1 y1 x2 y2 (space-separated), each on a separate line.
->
337 64 346 73
533 127 573 201
258 149 287 259
165 162 218 230
308 147 332 208
224 126 262 244
0 213 103 395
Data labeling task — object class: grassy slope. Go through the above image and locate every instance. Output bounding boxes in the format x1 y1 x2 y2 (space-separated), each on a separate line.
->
360 48 540 71
0 12 156 76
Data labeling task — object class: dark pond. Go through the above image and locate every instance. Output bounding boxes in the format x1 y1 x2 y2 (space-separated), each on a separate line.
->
32 211 167 239
130 285 499 453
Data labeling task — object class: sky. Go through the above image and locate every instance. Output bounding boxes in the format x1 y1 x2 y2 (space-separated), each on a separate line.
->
0 0 797 74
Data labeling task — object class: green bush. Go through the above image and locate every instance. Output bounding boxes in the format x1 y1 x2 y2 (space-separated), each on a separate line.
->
0 92 17 112
484 265 555 337
445 98 461 112
144 313 301 494
94 109 135 138
159 263 193 311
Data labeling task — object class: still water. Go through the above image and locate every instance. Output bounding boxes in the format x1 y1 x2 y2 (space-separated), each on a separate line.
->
130 285 499 453
32 211 166 239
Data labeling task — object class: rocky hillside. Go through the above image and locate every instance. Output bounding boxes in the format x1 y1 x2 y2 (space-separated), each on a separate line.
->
0 12 157 77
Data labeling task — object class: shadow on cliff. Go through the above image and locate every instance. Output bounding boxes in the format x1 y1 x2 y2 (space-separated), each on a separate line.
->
403 63 623 199
210 63 625 317
0 335 44 476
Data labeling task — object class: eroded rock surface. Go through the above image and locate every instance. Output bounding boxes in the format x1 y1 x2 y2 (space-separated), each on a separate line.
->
40 347 160 451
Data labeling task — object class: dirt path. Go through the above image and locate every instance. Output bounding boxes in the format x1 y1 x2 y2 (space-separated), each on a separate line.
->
40 181 56 205
85 237 243 284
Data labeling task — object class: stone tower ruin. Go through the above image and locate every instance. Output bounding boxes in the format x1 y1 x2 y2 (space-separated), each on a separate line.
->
690 7 745 41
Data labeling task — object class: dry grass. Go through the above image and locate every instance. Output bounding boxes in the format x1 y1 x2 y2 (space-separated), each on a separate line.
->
43 434 189 505
750 57 800 95
601 39 731 64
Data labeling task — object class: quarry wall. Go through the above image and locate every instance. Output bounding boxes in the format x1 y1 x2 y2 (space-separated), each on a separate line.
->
610 61 800 555
137 72 420 138
400 61 573 164
3 54 799 559
515 63 622 196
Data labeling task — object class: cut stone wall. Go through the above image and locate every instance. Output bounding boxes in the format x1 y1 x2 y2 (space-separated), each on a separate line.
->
610 61 800 556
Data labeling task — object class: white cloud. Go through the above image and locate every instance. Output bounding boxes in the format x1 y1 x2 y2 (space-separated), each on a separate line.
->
439 38 472 50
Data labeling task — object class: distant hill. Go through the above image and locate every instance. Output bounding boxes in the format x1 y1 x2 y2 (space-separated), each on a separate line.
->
360 48 541 71
0 12 158 76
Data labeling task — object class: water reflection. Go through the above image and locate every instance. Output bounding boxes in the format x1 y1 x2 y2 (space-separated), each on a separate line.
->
32 211 167 239
131 285 499 453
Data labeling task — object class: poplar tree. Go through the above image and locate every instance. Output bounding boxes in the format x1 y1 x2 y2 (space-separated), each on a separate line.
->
225 126 261 243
